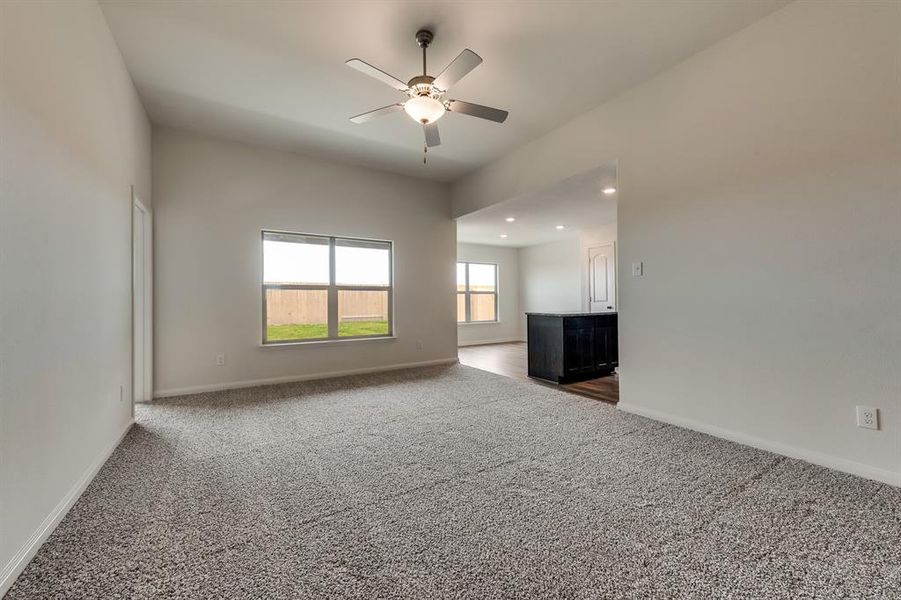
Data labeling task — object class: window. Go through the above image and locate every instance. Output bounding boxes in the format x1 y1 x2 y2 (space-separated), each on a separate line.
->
457 262 497 323
262 231 392 344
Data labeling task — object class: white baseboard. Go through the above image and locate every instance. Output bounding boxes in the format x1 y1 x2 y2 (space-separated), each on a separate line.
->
617 402 900 487
0 419 134 597
458 338 525 347
154 357 459 399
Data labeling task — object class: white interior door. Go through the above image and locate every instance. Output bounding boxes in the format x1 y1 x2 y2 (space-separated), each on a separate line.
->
588 242 616 312
133 193 153 402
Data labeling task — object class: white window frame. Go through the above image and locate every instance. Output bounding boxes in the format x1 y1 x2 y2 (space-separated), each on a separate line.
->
457 261 499 324
262 230 394 345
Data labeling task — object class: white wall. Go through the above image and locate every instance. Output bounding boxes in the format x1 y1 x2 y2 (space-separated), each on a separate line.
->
152 129 456 395
0 0 152 592
452 1 901 484
457 243 521 345
518 238 583 335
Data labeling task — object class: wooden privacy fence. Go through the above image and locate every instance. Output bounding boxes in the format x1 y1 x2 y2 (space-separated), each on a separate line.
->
266 289 388 325
456 292 497 322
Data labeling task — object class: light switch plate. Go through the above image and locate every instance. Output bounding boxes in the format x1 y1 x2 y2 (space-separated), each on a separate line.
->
632 262 643 277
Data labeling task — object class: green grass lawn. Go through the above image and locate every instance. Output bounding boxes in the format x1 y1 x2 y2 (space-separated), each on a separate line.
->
267 320 389 341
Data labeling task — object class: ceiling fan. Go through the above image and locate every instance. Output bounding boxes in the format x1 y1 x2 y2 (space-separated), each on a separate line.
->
346 29 508 158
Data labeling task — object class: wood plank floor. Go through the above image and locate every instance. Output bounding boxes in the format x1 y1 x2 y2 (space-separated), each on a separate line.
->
458 342 619 404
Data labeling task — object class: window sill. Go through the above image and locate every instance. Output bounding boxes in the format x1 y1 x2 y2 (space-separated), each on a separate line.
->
458 321 500 326
259 335 397 348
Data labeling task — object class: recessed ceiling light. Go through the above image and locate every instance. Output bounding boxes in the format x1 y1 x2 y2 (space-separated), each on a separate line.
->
505 217 516 222
602 187 617 195
555 225 565 230
500 234 508 238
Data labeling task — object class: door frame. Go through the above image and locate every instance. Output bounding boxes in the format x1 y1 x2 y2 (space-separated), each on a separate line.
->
132 188 153 403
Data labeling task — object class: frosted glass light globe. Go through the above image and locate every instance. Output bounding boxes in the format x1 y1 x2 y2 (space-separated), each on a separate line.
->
404 96 445 124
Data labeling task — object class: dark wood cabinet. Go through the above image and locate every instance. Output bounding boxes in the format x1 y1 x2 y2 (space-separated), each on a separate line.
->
527 312 618 384
564 326 595 376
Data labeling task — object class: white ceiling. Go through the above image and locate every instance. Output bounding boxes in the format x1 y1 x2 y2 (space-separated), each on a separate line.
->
100 0 788 182
457 164 617 248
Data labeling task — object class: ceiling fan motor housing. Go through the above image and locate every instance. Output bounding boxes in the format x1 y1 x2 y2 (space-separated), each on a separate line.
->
415 29 434 48
408 75 440 97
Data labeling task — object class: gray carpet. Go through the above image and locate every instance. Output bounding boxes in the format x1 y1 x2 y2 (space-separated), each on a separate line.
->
7 364 900 599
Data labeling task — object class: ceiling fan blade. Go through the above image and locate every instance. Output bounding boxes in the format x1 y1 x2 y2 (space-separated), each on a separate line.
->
346 58 410 92
446 99 508 123
424 122 441 147
433 49 482 92
349 103 404 124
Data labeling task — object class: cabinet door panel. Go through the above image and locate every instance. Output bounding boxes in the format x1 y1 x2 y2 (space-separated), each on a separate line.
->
528 316 564 381
594 326 611 368
564 327 595 374
595 326 619 368
609 325 619 365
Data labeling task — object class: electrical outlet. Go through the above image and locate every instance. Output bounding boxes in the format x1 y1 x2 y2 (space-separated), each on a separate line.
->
856 406 879 430
215 354 226 366
416 340 423 350
632 262 643 277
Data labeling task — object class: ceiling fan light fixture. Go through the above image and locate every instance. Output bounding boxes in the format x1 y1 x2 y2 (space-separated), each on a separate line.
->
346 29 507 154
404 95 445 124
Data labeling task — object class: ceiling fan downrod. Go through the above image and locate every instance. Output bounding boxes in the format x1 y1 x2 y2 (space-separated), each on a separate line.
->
416 29 433 76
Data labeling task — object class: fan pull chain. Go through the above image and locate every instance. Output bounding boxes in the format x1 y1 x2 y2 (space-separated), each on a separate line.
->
423 143 427 164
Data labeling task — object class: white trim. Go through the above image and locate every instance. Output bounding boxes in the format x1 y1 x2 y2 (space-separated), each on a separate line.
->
132 189 153 405
259 335 397 348
617 402 900 487
154 357 459 398
458 338 525 347
0 419 134 597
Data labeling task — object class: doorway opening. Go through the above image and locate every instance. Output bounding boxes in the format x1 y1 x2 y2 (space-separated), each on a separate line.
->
455 163 619 403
